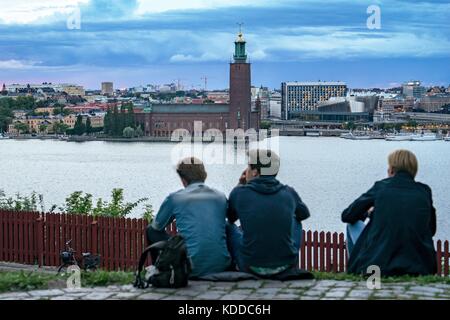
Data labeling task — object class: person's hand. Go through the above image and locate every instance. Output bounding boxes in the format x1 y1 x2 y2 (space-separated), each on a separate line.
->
238 170 247 185
367 206 375 218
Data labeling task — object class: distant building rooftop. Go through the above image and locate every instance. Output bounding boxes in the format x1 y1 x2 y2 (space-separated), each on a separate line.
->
150 104 230 114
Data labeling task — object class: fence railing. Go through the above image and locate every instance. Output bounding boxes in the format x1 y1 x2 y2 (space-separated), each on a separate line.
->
0 210 448 276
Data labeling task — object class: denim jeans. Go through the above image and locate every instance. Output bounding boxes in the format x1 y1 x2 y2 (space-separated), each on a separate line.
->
226 220 303 272
346 221 366 257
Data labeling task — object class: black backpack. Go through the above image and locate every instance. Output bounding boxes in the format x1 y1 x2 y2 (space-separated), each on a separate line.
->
134 235 191 289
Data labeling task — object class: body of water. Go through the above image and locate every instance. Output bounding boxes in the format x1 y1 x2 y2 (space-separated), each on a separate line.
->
0 138 448 240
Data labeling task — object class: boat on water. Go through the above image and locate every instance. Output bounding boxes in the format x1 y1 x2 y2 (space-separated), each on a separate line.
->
445 135 450 142
385 133 412 141
340 132 371 140
0 134 10 139
411 133 439 141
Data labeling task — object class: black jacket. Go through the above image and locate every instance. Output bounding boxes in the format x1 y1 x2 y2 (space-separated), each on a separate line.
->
342 171 437 276
228 176 310 269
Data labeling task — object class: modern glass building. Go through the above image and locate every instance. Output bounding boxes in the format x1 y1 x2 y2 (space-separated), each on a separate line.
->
281 81 347 120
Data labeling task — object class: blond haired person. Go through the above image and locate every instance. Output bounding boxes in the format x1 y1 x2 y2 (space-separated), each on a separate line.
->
342 149 437 276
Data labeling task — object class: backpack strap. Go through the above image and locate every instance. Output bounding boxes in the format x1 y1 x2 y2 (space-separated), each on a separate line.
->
133 241 167 289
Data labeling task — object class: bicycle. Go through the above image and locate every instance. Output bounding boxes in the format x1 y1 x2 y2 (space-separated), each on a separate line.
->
57 239 101 274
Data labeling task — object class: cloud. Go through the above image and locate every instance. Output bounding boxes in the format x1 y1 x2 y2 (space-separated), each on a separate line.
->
0 0 89 24
135 0 274 14
0 59 40 69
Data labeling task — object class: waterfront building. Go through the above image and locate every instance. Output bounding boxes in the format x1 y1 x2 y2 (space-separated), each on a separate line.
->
281 81 347 120
101 82 114 96
251 86 270 119
62 84 85 96
417 95 450 112
134 30 259 137
269 92 282 119
402 81 426 99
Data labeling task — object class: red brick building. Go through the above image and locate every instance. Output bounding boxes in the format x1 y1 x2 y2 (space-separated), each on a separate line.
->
135 30 260 137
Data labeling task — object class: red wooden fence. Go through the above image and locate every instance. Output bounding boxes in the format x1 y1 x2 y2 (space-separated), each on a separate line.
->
0 210 449 276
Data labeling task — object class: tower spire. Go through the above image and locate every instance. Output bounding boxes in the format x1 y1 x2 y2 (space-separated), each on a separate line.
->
234 23 247 63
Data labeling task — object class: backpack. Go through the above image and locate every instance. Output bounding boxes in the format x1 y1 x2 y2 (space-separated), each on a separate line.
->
134 235 191 289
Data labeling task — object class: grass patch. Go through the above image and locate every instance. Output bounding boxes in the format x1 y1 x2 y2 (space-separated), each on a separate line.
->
312 271 450 284
0 271 55 293
0 270 135 293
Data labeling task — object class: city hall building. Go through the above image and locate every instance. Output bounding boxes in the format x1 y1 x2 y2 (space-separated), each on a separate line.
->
135 31 260 137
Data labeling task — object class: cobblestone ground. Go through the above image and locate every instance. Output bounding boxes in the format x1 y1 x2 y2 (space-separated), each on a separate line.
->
1 280 449 300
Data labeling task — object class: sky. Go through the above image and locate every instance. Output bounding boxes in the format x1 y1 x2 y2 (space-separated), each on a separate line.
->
0 0 449 90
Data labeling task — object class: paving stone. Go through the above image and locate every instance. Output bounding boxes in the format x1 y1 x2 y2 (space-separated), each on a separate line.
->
149 287 178 294
174 289 201 297
220 294 249 300
63 288 94 293
196 292 225 300
236 280 263 289
162 295 193 300
247 294 276 300
302 290 323 297
110 292 140 299
228 289 254 296
51 296 76 300
5 279 450 301
0 292 30 299
347 290 373 299
408 286 445 295
324 290 348 298
255 287 281 294
273 293 299 300
334 281 356 288
29 289 65 297
136 293 168 300
262 280 288 288
287 280 316 288
83 292 114 300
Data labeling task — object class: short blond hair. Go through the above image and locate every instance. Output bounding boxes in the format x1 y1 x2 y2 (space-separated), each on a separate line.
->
388 149 418 178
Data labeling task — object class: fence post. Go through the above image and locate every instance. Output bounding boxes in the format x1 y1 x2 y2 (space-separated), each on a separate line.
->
35 215 44 266
91 220 98 255
444 241 449 277
436 240 442 276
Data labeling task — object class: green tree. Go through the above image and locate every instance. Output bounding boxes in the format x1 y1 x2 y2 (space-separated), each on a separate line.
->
123 126 135 138
14 122 29 134
0 106 13 132
260 120 271 130
53 121 69 135
14 96 35 110
85 117 92 134
103 108 112 134
112 105 120 136
73 115 86 135
35 100 50 108
38 124 48 134
125 103 135 129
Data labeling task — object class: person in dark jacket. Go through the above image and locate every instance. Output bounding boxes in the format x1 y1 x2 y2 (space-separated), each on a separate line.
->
342 149 437 276
227 149 310 276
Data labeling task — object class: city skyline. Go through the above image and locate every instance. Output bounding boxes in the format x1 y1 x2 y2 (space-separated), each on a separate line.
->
0 0 449 89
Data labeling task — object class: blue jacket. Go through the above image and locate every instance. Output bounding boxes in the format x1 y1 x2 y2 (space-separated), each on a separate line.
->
152 182 231 277
228 176 310 269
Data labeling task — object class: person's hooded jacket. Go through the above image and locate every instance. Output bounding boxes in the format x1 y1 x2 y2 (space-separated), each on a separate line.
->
228 176 310 269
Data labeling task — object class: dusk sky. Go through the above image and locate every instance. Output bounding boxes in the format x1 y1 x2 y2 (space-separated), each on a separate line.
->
0 0 449 90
